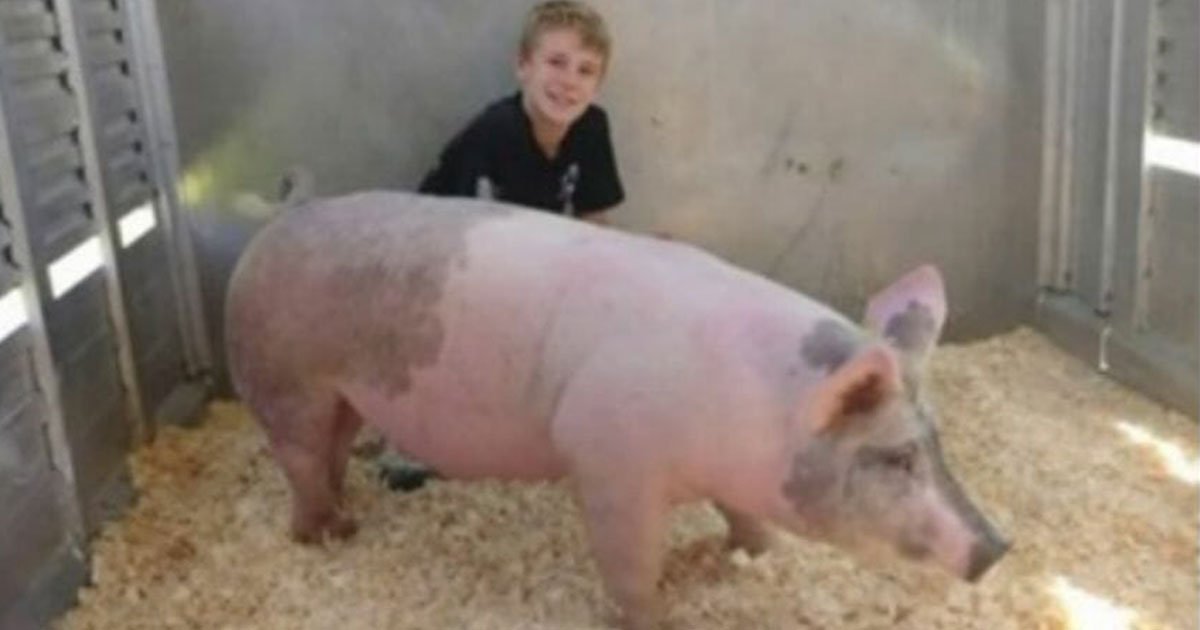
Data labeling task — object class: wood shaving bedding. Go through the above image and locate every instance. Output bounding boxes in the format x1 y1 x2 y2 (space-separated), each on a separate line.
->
56 328 1198 629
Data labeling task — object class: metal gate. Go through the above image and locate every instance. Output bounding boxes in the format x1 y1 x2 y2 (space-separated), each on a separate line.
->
1038 0 1198 417
0 0 208 626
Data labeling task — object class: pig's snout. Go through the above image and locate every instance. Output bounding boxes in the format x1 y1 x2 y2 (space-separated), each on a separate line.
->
964 531 1010 582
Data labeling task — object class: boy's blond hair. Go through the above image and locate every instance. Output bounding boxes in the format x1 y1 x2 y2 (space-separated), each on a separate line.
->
519 1 612 68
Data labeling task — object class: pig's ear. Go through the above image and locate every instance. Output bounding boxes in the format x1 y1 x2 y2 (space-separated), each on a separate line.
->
811 345 901 433
863 265 947 365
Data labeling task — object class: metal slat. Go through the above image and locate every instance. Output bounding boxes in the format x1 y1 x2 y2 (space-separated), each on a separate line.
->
98 114 145 155
110 178 149 213
0 463 68 595
91 65 135 123
58 332 123 430
1 39 69 80
83 31 126 67
37 214 91 262
27 135 84 194
43 275 108 361
0 10 58 44
77 0 122 34
119 223 163 285
101 145 147 192
9 77 77 146
0 398 53 495
30 177 90 248
0 333 36 412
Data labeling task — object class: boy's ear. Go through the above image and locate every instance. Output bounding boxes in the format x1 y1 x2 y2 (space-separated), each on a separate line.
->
863 265 946 366
809 345 900 434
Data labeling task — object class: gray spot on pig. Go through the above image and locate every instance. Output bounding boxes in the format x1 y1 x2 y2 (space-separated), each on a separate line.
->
328 205 499 395
226 193 509 402
800 319 859 374
782 437 840 526
883 301 937 353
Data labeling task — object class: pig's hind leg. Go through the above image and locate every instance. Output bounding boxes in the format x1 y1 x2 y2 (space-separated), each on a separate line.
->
716 504 776 556
257 390 361 544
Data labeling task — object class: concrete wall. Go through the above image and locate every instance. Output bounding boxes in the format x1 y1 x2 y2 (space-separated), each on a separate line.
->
157 0 1046 389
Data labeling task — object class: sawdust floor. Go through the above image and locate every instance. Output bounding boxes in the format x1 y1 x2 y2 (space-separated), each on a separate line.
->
56 328 1197 629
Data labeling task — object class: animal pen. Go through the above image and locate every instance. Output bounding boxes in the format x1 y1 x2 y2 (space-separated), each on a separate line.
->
1 1 1196 629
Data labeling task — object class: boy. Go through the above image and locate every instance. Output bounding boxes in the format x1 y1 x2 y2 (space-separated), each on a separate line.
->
419 0 623 224
376 1 623 492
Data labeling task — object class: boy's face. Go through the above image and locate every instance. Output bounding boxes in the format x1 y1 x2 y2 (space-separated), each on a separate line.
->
517 27 605 131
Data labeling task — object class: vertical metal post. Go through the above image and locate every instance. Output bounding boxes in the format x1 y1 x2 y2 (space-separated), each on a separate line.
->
1055 0 1082 289
1039 0 1065 289
1098 0 1127 316
51 0 149 441
1132 1 1163 331
124 0 213 377
0 50 86 552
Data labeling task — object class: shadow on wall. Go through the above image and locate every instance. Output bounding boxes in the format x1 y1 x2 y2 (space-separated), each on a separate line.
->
188 168 313 395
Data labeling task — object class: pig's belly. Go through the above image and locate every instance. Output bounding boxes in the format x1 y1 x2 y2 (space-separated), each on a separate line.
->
340 377 568 481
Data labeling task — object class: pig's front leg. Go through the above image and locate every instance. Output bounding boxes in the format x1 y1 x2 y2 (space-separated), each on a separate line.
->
716 504 777 556
575 478 669 630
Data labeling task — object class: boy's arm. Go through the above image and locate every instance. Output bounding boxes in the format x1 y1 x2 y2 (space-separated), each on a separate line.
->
582 209 612 226
419 125 491 199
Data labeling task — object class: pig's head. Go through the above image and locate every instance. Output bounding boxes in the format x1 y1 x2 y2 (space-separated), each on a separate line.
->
779 265 1009 582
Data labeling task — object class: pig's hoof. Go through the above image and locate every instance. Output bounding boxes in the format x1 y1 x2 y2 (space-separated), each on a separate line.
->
726 530 777 557
291 525 322 545
291 514 358 544
329 515 359 540
607 601 668 630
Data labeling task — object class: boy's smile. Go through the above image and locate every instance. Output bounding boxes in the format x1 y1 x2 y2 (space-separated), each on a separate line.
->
518 28 605 154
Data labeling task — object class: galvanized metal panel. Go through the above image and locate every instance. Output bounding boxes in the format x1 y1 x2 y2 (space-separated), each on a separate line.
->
120 219 165 284
52 0 150 446
1108 0 1153 329
1067 0 1113 309
1152 0 1199 140
1036 0 1196 416
1143 0 1199 364
57 332 124 437
161 0 1048 397
0 218 16 292
0 398 55 509
1147 171 1199 360
67 0 191 442
0 333 36 410
0 470 69 609
43 274 111 361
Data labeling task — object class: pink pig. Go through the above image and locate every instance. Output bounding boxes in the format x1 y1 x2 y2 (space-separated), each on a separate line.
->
226 191 1008 629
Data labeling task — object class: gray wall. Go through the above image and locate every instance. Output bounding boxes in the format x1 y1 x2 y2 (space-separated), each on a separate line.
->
158 0 1046 388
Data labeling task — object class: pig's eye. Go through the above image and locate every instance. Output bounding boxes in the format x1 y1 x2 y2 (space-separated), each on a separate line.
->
878 445 917 474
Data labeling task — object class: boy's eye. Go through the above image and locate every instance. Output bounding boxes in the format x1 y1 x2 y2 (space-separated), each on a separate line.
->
578 64 597 77
549 56 567 68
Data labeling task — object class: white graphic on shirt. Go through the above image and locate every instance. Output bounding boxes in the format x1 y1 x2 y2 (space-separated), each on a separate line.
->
559 163 580 216
476 176 496 200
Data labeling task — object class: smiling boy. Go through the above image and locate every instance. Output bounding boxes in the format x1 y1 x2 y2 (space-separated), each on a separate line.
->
419 0 624 224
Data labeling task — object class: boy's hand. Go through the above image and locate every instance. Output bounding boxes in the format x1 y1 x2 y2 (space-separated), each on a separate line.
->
582 210 612 226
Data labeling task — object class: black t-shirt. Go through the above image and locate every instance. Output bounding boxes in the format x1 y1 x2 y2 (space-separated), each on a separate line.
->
418 93 624 216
